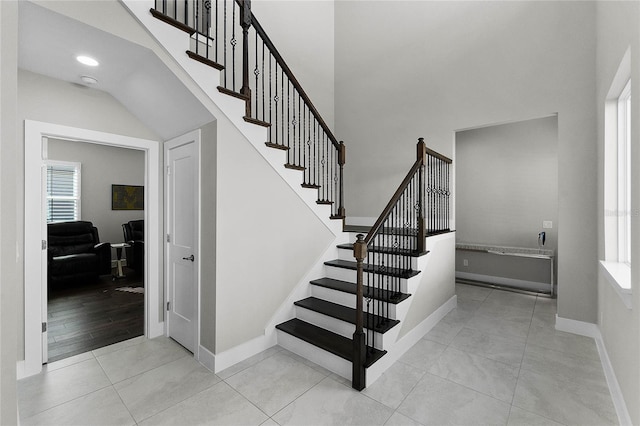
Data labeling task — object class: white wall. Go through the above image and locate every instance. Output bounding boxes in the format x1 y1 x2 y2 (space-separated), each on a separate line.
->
17 69 160 359
335 1 597 323
215 117 336 352
251 0 335 129
200 120 217 352
0 1 19 424
48 139 145 253
455 116 558 285
596 2 640 424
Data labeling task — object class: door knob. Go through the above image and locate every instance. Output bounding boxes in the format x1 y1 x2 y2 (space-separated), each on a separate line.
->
182 254 195 262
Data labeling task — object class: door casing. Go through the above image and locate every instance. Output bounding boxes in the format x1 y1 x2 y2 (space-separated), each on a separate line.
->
22 120 163 378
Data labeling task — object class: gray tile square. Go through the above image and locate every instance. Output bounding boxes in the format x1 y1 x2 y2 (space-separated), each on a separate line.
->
225 351 326 416
362 361 424 409
139 381 268 425
465 311 531 343
450 327 526 366
96 337 189 383
428 347 519 403
397 339 447 373
20 387 135 426
507 406 563 426
397 373 511 425
526 324 600 361
513 368 618 425
115 355 221 422
18 358 111 419
272 377 394 425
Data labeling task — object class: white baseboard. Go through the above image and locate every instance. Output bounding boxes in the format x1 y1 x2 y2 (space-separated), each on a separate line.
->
197 344 216 372
555 315 632 426
554 315 600 338
456 271 552 293
213 331 278 373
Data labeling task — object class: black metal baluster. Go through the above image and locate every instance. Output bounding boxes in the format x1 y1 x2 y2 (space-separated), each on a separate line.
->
215 0 219 62
268 53 272 142
261 39 265 122
274 62 278 145
298 93 302 168
223 0 227 87
231 1 236 91
281 69 285 150
288 81 292 163
254 30 258 119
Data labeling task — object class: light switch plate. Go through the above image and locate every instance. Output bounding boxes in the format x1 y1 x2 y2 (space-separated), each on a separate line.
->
543 221 553 229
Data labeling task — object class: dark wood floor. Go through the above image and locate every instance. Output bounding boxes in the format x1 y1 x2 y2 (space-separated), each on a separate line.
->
47 267 144 363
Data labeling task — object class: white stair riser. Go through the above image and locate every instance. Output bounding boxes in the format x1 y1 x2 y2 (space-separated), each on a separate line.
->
294 306 394 351
324 266 411 293
337 249 420 270
276 330 351 381
324 265 423 295
310 285 403 320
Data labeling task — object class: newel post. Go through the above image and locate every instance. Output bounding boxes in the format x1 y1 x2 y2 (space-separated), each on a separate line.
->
338 141 346 218
240 0 252 115
352 234 367 390
417 138 427 254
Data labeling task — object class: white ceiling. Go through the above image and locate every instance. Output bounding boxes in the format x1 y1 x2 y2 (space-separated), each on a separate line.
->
18 1 215 140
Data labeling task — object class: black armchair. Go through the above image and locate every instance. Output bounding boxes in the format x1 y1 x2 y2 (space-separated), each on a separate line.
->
47 221 111 288
122 219 144 276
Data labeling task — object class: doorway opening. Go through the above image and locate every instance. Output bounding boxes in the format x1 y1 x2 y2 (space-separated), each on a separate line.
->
22 120 163 378
45 139 146 362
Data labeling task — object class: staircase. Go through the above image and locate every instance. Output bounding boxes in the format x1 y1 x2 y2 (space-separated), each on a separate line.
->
276 239 427 384
124 0 453 390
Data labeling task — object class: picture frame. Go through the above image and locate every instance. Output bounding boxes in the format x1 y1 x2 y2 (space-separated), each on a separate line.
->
112 184 144 210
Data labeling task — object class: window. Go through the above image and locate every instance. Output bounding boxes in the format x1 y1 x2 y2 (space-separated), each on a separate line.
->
46 161 81 223
602 49 632 307
617 79 631 265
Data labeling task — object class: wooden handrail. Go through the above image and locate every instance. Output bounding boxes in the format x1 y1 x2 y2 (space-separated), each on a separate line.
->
425 146 452 164
243 2 340 150
363 159 423 246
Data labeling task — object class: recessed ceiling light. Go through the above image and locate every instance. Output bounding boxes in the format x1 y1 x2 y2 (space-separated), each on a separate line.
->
80 75 98 85
76 55 99 67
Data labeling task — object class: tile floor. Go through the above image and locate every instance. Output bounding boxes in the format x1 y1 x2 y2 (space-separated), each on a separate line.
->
17 284 619 425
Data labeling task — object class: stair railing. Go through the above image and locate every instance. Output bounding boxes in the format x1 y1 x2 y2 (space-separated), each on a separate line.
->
352 138 451 390
151 0 345 219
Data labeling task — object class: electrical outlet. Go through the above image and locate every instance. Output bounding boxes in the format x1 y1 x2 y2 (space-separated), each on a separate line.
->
463 259 468 267
543 221 553 229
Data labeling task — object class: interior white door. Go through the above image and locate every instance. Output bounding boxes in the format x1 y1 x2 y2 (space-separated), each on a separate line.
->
166 132 199 353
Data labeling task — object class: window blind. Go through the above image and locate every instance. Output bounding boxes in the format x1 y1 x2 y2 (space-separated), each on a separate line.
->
46 163 80 223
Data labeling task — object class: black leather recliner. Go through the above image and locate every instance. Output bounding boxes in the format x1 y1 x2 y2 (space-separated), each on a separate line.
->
47 221 111 288
122 219 144 276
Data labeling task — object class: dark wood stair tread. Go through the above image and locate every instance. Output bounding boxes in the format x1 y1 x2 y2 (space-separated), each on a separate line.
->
276 318 386 368
218 86 250 101
324 259 420 279
316 200 333 205
186 51 224 70
284 163 305 171
294 297 399 334
310 278 410 304
265 142 289 151
150 9 195 35
244 117 271 127
301 183 321 189
336 243 428 257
